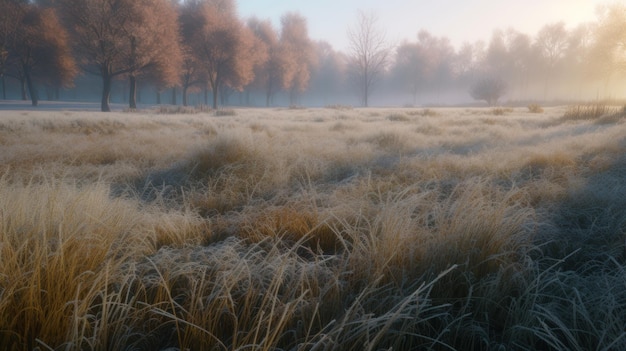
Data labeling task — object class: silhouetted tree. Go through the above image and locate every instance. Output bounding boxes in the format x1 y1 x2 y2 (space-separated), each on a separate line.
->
589 4 626 97
179 0 207 106
470 77 507 106
451 42 478 88
308 40 347 105
279 13 316 105
124 0 182 109
57 0 134 111
391 31 454 105
247 17 300 107
58 0 179 111
0 0 23 100
534 22 569 98
2 3 76 106
505 29 533 98
484 29 509 78
245 17 273 105
186 0 257 109
347 10 391 107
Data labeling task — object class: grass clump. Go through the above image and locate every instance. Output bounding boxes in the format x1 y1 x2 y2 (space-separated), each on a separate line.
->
325 104 353 110
386 113 410 122
562 104 620 121
407 108 439 117
491 107 514 115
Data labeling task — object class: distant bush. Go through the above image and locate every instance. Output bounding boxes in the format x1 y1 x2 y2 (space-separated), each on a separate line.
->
387 113 410 122
470 78 507 106
325 104 353 110
527 104 544 113
215 108 237 117
156 105 211 114
491 107 513 115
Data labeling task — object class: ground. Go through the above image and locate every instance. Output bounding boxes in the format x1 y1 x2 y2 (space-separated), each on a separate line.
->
0 102 625 350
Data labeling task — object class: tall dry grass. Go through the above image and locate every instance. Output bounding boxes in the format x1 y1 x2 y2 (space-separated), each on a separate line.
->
0 106 625 350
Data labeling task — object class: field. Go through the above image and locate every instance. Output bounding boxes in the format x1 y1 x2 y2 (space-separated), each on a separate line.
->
1 105 625 350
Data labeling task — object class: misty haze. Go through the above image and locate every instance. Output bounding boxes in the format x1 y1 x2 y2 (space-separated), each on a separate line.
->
1 1 625 109
1 0 626 350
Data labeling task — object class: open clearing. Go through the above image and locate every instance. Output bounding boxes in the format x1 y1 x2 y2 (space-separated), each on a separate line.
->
1 105 625 350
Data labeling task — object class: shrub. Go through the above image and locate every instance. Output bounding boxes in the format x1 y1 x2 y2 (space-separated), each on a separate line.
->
527 104 544 113
470 78 507 106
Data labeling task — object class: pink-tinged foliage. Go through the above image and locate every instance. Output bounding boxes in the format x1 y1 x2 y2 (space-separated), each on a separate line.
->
182 0 259 109
57 0 182 111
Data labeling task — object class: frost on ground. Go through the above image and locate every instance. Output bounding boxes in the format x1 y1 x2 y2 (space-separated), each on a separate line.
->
0 105 625 350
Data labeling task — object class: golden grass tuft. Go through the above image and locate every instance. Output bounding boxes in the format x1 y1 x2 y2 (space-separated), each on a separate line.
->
238 205 344 254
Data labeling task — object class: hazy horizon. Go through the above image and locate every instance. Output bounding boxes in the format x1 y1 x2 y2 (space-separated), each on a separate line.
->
238 0 606 51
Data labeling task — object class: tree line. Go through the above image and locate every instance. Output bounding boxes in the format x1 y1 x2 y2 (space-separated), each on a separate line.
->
0 0 625 111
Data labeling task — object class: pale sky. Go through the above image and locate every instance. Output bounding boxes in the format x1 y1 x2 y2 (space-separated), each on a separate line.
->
237 0 608 51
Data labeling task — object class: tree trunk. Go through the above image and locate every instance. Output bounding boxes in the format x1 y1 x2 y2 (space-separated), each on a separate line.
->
212 81 218 109
363 86 368 107
24 67 38 106
20 77 27 101
289 89 296 106
182 86 188 106
101 74 112 112
363 70 369 107
1 75 6 100
129 75 137 109
171 87 177 105
156 90 161 104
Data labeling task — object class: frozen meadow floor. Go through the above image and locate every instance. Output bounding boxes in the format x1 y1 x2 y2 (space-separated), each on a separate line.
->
0 105 625 350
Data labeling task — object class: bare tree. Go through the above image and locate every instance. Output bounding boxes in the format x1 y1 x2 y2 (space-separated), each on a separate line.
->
347 10 391 107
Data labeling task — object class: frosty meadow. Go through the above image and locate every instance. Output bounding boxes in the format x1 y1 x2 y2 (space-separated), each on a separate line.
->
0 105 625 349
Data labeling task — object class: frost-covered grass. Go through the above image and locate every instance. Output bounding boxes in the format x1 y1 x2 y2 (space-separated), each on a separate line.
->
0 106 625 350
